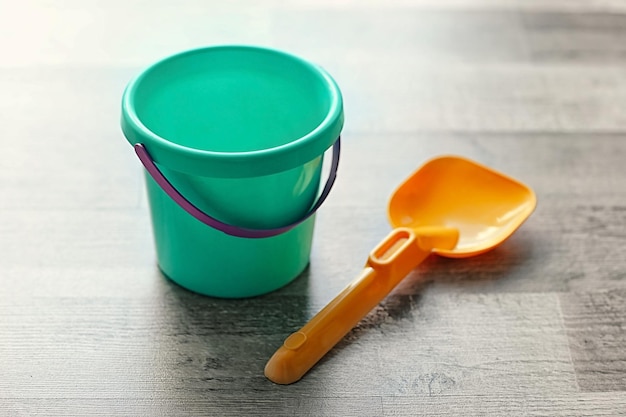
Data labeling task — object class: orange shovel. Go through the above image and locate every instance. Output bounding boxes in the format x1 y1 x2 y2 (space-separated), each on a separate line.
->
265 155 537 384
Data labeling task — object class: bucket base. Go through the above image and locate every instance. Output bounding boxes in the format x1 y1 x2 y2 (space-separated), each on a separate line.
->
155 231 313 298
158 261 309 299
146 172 317 298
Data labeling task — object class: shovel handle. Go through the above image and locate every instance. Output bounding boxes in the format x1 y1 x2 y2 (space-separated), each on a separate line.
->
264 226 459 385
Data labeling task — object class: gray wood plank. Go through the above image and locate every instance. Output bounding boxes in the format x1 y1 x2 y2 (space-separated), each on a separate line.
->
0 397 299 417
560 290 626 392
0 209 153 269
383 393 626 416
2 394 625 417
0 68 141 210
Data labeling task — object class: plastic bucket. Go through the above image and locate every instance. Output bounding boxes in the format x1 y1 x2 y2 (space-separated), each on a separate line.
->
121 46 344 298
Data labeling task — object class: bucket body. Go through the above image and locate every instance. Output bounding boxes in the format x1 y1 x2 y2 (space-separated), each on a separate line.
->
121 46 344 298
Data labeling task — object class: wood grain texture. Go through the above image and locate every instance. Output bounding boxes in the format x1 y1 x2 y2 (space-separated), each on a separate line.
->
560 290 626 392
1 0 626 415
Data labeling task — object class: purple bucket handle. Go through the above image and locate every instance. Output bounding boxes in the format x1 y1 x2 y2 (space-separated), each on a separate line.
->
134 137 341 239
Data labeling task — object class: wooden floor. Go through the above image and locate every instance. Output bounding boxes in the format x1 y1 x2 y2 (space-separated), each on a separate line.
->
1 0 626 415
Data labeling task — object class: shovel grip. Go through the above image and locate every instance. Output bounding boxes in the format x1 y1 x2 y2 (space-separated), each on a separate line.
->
264 226 458 385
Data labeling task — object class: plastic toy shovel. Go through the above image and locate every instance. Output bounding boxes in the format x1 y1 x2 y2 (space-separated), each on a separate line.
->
265 155 537 384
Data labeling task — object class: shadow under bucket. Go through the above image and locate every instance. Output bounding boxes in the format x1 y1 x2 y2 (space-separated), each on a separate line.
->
121 46 344 298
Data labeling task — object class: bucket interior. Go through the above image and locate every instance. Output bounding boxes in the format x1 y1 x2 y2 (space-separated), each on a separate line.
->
132 47 332 153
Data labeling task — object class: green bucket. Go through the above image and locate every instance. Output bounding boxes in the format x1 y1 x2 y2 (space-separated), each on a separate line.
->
121 46 344 298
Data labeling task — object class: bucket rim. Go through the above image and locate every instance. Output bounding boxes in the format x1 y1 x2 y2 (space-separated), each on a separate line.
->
121 45 344 178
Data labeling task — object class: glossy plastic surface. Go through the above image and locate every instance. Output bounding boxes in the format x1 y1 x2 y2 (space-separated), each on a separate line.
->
120 46 344 298
121 45 344 178
388 156 537 258
134 138 340 238
264 226 459 385
265 155 536 383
